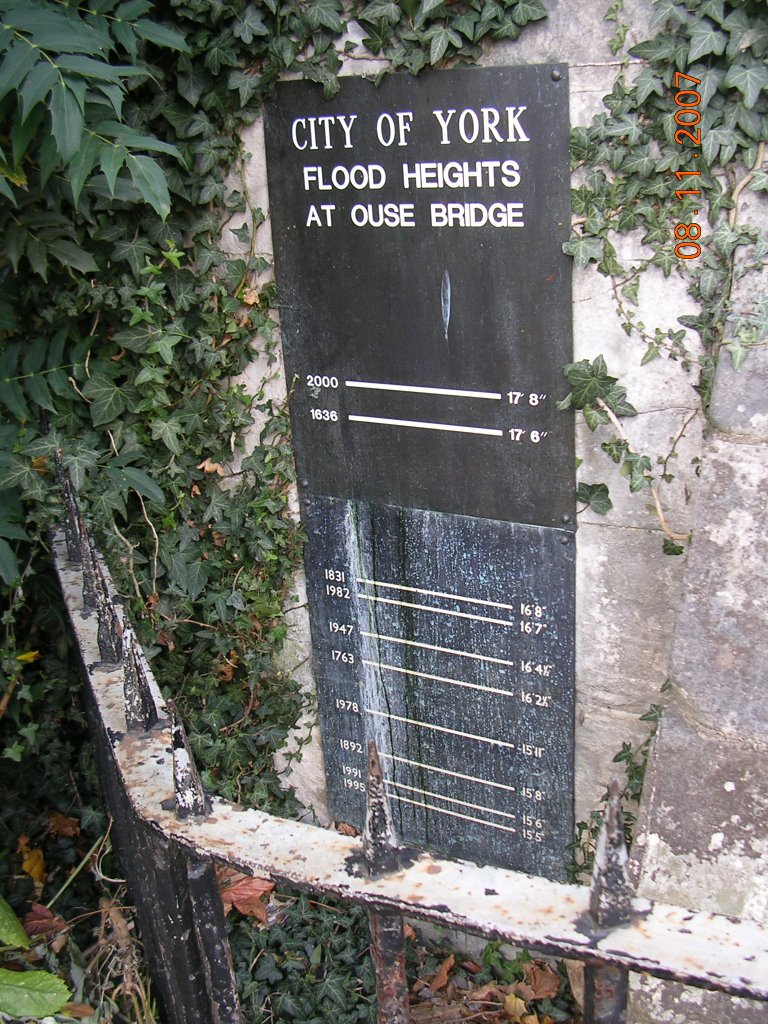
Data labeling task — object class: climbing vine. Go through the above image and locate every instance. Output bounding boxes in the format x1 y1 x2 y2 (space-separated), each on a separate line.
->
563 0 768 546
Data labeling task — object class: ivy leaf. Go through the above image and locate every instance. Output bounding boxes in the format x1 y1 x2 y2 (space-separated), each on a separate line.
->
426 26 462 64
649 0 689 33
304 0 343 33
150 416 183 455
360 0 401 24
563 355 616 409
233 6 269 43
687 19 727 61
127 154 171 219
651 248 676 277
562 234 604 270
186 560 210 601
511 0 547 26
0 967 70 1018
723 61 768 109
82 372 127 426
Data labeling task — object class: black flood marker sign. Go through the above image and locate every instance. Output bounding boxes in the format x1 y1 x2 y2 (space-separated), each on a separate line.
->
265 65 575 878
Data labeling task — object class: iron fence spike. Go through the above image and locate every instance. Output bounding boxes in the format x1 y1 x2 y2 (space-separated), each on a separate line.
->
78 514 97 609
122 626 158 732
95 582 121 663
590 778 634 928
56 456 81 563
362 739 402 879
169 699 209 818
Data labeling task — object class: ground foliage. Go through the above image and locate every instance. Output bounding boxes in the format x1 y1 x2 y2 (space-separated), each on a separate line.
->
564 0 768 542
228 894 580 1024
0 0 549 1017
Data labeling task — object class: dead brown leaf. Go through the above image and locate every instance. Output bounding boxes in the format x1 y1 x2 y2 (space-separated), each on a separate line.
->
48 812 79 838
430 954 455 993
23 903 67 939
60 1003 95 1018
503 993 529 1022
196 457 226 476
156 629 175 652
217 866 274 925
335 821 357 836
242 288 259 306
521 961 560 1002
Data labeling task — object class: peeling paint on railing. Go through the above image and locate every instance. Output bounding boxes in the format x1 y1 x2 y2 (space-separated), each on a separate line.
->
52 517 768 1023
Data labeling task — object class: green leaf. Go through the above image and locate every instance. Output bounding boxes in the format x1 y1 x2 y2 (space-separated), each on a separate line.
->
418 0 446 20
723 61 768 109
0 894 29 948
68 134 101 205
561 234 604 270
427 26 462 64
150 416 183 455
511 0 547 26
1 6 100 53
100 143 127 195
360 0 402 23
0 967 70 1018
0 42 38 104
82 372 127 426
127 154 171 219
119 465 165 503
185 560 209 601
56 54 130 83
563 355 616 409
19 61 58 121
576 482 613 516
687 19 727 61
134 18 189 51
304 0 344 32
233 5 269 42
48 239 98 273
48 81 84 162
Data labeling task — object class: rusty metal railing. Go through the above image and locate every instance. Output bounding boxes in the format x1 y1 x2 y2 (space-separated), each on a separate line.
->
52 475 768 1024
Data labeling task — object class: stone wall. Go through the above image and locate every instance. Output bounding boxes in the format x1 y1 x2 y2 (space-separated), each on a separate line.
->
230 0 705 832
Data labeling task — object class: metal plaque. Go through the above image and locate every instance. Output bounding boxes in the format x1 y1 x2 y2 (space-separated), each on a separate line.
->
304 497 574 878
264 64 574 527
264 65 575 878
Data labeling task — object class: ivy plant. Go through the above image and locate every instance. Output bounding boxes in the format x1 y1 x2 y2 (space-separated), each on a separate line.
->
562 0 768 546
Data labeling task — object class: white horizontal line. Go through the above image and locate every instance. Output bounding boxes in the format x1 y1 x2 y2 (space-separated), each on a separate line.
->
388 792 517 834
387 780 517 822
358 593 515 628
361 631 518 669
364 660 516 699
357 578 517 613
348 414 503 437
380 753 516 794
365 708 515 750
345 380 502 400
